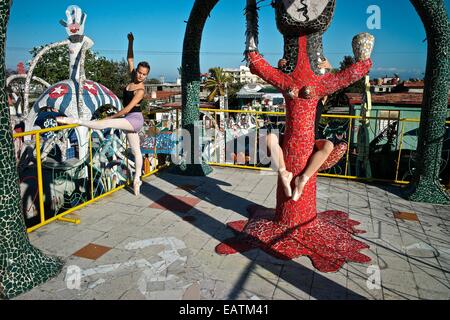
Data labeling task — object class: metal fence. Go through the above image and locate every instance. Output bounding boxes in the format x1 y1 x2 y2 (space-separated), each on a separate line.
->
13 112 172 233
198 108 450 188
13 108 449 233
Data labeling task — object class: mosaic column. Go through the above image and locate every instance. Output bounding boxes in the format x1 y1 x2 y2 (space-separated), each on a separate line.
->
406 0 450 204
173 0 217 176
0 1 63 299
216 0 374 272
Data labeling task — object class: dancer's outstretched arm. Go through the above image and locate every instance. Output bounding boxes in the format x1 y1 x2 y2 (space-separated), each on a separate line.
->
127 32 135 74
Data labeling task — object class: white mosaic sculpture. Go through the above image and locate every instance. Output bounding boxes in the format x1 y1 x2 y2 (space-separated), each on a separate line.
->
23 5 123 161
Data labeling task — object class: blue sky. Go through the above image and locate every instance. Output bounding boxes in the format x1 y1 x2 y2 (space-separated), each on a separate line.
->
6 0 450 82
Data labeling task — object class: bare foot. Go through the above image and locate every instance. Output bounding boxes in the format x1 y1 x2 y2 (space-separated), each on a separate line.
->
292 175 309 202
279 169 293 198
56 116 80 125
133 179 142 196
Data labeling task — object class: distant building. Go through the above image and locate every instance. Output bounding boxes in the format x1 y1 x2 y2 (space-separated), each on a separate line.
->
236 84 285 111
223 66 266 84
371 76 400 93
393 81 424 94
144 82 210 106
145 83 181 95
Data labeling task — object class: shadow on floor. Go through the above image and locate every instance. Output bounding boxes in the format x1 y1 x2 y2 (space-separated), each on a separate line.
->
133 170 374 300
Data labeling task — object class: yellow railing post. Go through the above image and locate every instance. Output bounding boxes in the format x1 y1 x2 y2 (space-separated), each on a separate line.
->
154 130 157 172
89 129 94 200
254 112 259 167
344 119 353 177
176 108 180 159
214 111 218 163
395 123 405 182
10 119 168 233
34 133 46 225
125 137 129 184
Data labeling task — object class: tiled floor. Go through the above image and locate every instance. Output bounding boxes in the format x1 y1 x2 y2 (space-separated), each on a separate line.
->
15 167 450 300
149 194 201 212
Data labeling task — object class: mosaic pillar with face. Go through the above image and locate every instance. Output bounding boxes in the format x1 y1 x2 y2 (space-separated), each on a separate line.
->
216 0 375 272
273 0 335 75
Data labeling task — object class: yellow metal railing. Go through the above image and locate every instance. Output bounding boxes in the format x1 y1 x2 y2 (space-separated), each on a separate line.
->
12 108 449 233
200 108 450 188
13 117 169 233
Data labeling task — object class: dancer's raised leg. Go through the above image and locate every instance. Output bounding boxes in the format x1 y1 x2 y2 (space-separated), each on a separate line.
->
57 117 135 132
292 139 334 201
267 133 292 197
57 116 143 194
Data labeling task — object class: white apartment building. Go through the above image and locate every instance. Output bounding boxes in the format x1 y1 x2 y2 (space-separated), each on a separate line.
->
223 66 266 84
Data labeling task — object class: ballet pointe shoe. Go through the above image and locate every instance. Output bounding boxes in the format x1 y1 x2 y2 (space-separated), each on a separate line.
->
133 178 142 196
292 175 309 202
56 116 80 125
279 169 293 198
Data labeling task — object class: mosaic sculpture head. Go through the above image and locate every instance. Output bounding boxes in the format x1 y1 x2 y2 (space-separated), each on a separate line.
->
60 5 87 36
272 0 336 36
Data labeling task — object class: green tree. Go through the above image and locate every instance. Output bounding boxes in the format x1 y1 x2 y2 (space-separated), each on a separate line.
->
227 82 244 109
88 58 129 99
140 98 151 112
29 46 129 98
339 55 355 70
339 55 365 93
29 45 69 85
205 67 232 101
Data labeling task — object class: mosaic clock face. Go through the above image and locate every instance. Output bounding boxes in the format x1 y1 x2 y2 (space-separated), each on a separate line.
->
282 0 329 22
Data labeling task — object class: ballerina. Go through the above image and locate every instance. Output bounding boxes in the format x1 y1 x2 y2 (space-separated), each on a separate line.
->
58 32 149 196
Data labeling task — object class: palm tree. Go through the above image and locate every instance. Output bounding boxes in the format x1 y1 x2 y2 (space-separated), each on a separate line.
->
205 67 232 102
0 1 63 299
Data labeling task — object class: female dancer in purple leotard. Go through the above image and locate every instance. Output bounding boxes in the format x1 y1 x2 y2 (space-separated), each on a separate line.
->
58 32 149 196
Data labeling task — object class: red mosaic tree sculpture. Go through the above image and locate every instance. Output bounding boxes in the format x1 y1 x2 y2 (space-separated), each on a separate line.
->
216 0 375 272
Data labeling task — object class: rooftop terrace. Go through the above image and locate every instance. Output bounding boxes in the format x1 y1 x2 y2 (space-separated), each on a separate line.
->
15 167 450 300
